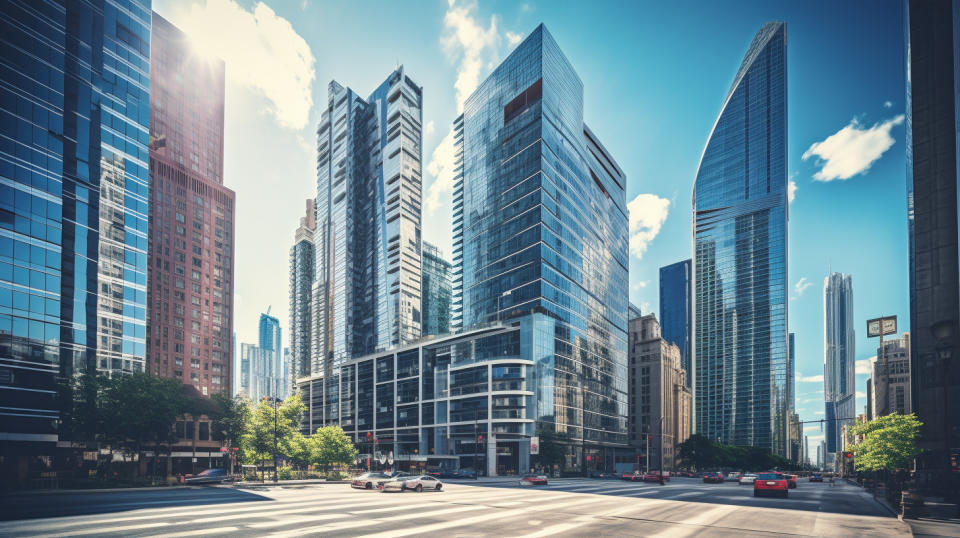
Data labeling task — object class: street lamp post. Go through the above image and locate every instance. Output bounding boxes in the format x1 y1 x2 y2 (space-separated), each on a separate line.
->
273 395 279 483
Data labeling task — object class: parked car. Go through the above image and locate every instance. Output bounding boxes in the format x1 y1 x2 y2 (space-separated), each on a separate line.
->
589 471 618 479
702 472 724 483
380 475 443 493
520 474 548 486
454 468 477 479
427 469 458 479
785 474 797 489
351 472 389 490
644 471 670 482
753 472 789 498
724 471 742 482
622 471 644 482
809 473 823 482
677 471 695 478
738 473 757 485
184 468 230 484
375 471 409 489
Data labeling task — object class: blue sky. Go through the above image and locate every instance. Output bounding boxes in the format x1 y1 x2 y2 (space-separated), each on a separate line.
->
154 0 909 455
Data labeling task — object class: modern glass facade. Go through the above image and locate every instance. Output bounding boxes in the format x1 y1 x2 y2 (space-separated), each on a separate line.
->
237 342 284 402
421 241 451 338
259 312 280 353
289 199 315 392
693 22 788 455
823 272 854 460
904 0 960 486
451 25 630 455
659 259 692 387
313 68 423 376
0 0 151 448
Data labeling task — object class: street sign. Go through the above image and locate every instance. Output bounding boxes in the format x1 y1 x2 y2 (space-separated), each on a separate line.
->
530 436 539 455
866 316 897 338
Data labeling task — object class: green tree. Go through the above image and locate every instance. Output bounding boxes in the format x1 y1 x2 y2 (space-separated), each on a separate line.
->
533 428 568 473
285 432 316 470
312 426 358 471
242 394 307 480
56 371 106 446
850 413 922 472
678 434 719 470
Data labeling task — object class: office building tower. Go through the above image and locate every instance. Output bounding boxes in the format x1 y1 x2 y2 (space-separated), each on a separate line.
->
313 67 423 374
259 311 281 353
659 259 692 387
290 199 316 389
0 1 151 465
237 343 284 402
905 0 960 487
628 314 692 470
870 333 911 418
788 333 796 410
693 22 788 455
452 25 630 456
823 272 854 466
629 302 643 322
421 242 452 338
147 13 234 398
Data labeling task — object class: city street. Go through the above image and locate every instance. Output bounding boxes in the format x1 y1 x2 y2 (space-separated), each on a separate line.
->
0 478 913 537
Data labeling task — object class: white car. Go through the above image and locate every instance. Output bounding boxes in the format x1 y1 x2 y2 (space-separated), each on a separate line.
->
739 474 757 485
380 475 443 493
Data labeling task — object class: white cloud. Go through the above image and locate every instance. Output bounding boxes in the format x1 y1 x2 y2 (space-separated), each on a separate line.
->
424 120 435 138
627 194 670 259
802 115 905 181
442 0 501 112
788 180 797 203
814 411 824 416
636 280 649 288
505 31 524 48
175 0 315 130
803 425 821 432
883 100 893 109
856 356 876 375
794 276 813 298
799 374 824 383
856 391 866 399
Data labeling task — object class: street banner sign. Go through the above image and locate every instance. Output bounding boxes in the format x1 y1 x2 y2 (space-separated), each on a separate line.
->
530 436 539 455
866 316 897 337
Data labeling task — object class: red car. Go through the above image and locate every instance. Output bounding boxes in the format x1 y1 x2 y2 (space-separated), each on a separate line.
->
785 474 797 489
702 472 724 483
622 472 644 482
753 472 789 498
644 471 670 482
520 474 548 486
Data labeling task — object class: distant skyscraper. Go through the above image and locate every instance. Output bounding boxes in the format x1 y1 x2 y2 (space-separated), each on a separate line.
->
0 1 151 456
693 22 788 455
313 67 423 374
148 13 235 398
259 311 281 353
823 272 854 464
788 332 796 411
660 259 692 387
289 199 316 390
905 0 960 484
237 343 284 402
871 333 911 418
421 242 452 338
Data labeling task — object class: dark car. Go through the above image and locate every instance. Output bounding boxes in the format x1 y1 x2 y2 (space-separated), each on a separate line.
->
351 472 389 489
702 472 724 483
809 473 823 482
589 471 618 479
185 468 230 484
754 472 789 498
454 469 477 479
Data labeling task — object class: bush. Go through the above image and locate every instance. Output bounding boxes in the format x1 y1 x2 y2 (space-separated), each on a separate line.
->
277 466 293 481
325 470 348 481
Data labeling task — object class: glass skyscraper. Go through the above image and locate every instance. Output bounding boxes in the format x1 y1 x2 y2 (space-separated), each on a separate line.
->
421 241 451 338
452 25 630 451
693 22 788 455
659 259 692 387
259 311 281 354
289 199 315 391
313 68 423 375
0 1 151 455
823 272 854 463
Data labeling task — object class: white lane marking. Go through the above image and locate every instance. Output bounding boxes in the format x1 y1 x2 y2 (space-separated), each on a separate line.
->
142 526 241 538
350 502 438 514
33 521 168 538
186 498 393 524
518 514 596 537
644 505 734 538
248 513 346 529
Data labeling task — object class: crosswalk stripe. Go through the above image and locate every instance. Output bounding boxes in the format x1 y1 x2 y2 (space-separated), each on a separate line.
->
350 502 439 514
142 526 241 538
33 521 169 538
518 514 596 537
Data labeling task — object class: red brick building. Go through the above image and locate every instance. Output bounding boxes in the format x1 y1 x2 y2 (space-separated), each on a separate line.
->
147 13 234 397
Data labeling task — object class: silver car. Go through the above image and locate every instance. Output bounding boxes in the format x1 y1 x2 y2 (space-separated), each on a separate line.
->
739 473 757 485
380 475 443 493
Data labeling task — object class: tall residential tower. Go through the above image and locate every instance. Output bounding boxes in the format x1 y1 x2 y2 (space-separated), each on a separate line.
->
289 199 316 391
693 22 789 455
823 272 854 467
421 241 451 338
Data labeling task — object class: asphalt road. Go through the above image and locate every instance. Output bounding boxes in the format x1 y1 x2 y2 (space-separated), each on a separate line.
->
0 477 916 537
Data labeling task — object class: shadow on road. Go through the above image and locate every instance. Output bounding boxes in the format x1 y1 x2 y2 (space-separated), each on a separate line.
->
0 486 273 522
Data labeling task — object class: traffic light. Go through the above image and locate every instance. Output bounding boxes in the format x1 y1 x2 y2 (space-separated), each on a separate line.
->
844 451 853 459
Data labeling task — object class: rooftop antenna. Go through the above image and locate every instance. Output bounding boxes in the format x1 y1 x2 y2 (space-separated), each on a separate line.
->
266 305 272 316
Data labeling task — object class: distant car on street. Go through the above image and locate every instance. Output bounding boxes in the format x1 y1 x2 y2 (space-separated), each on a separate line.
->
702 472 724 483
454 469 477 479
589 471 618 479
184 468 230 485
809 473 823 482
785 474 798 489
724 472 741 482
351 472 389 490
380 475 443 493
644 471 669 483
622 471 644 482
754 472 789 498
739 473 757 485
520 474 548 486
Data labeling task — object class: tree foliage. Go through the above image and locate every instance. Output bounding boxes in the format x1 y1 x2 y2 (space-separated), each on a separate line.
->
312 426 358 469
850 413 922 472
677 434 795 471
533 428 569 471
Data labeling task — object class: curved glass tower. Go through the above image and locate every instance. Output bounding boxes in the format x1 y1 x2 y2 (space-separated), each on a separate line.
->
693 22 788 454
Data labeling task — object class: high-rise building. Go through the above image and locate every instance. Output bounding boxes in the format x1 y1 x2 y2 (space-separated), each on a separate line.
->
870 332 911 418
452 25 630 457
313 67 423 375
823 272 854 467
289 199 316 390
693 22 788 455
905 0 960 488
628 314 692 471
421 242 452 338
259 311 281 353
0 1 151 465
147 13 234 398
788 332 796 410
659 259 692 387
236 342 284 402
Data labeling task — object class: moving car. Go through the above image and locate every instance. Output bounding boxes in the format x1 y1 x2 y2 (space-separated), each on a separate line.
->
753 472 789 498
738 473 757 485
786 474 798 489
809 473 823 482
375 471 409 489
724 471 742 482
644 471 670 483
184 468 230 484
520 474 549 486
351 472 389 490
589 471 618 479
702 472 724 483
622 471 644 482
380 475 443 493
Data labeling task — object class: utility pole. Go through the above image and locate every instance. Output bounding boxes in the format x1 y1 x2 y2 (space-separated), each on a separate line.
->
273 388 279 483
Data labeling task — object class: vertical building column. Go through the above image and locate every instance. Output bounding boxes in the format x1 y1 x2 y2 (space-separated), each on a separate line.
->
519 438 531 474
486 434 497 477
